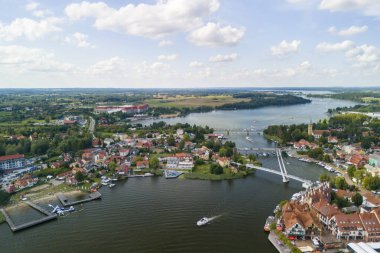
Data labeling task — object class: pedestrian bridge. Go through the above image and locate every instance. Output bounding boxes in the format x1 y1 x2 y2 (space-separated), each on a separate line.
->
232 148 313 188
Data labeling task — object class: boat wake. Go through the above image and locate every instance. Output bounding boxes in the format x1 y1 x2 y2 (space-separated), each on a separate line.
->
208 214 222 222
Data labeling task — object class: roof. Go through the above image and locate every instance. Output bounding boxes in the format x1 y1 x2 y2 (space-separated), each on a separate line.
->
0 154 24 161
336 190 355 199
282 202 314 230
334 213 363 231
312 199 340 218
359 213 380 233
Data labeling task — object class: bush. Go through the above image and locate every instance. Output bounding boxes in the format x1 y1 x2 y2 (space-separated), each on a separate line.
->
210 163 224 175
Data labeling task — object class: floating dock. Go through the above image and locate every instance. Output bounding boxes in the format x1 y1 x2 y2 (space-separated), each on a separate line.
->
56 191 101 207
164 170 183 179
1 202 57 232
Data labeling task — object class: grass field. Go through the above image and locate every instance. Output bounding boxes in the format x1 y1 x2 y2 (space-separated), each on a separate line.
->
144 95 250 108
184 163 248 180
362 97 380 103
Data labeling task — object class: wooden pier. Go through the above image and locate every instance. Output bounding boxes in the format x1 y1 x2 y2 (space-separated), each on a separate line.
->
57 191 101 207
1 202 57 232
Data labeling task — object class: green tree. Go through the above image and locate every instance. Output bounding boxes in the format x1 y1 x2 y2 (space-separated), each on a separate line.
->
75 172 85 182
335 176 348 190
210 163 224 175
352 193 363 206
0 190 11 206
149 156 160 170
108 161 117 172
319 173 330 182
183 133 190 142
248 154 256 162
347 165 356 178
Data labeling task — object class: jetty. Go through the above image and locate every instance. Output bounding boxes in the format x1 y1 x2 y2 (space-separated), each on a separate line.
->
56 191 101 207
268 232 291 253
1 202 57 232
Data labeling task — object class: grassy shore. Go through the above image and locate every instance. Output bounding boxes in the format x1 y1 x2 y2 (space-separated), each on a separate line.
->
9 182 80 206
263 134 282 144
183 163 250 180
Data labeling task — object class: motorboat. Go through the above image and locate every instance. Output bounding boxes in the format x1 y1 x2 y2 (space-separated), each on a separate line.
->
196 217 210 227
108 183 116 188
264 216 275 232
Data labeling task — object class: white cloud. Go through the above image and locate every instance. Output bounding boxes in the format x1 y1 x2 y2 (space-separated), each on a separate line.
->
188 22 245 47
346 44 379 66
65 0 221 39
25 2 39 11
209 53 238 62
319 0 380 17
65 32 94 48
0 17 62 41
0 45 73 72
316 40 354 52
317 40 379 68
25 1 54 18
328 25 368 36
271 40 301 56
158 40 174 47
189 61 204 68
158 54 178 61
86 57 127 75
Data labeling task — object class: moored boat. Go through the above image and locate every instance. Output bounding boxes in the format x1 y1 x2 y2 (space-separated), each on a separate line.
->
264 216 275 232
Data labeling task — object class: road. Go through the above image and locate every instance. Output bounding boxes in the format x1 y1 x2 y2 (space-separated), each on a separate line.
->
89 116 95 138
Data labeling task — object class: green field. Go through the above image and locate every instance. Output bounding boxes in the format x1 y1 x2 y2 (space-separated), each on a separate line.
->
145 95 250 108
184 163 248 180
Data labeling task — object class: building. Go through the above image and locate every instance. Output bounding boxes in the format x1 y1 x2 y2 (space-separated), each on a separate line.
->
312 130 330 139
330 213 364 240
136 161 149 170
0 154 27 172
94 104 149 114
308 122 313 136
359 212 380 242
369 154 380 168
312 199 340 229
282 201 319 238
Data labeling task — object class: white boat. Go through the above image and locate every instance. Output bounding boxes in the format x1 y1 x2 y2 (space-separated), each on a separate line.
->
196 217 210 226
108 183 116 188
101 182 108 186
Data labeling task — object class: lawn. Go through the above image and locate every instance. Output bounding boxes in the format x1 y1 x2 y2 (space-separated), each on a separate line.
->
184 163 248 180
144 95 250 109
362 97 380 103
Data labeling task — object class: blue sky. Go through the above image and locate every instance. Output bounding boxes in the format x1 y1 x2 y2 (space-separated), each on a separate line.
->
0 0 379 88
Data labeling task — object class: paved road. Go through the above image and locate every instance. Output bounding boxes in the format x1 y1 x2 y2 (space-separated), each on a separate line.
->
89 116 95 138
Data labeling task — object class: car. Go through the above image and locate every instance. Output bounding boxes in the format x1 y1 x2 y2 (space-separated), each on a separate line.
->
312 238 320 247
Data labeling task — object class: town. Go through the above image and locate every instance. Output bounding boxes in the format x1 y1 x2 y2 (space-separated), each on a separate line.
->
264 112 380 252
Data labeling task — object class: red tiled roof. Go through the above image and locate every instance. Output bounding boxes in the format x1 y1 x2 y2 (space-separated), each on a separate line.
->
0 154 24 162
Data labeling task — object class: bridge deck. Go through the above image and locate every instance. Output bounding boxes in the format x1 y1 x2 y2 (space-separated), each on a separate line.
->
246 164 310 184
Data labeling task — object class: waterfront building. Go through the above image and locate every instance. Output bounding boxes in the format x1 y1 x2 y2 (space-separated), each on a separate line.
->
312 199 340 229
136 161 149 170
359 212 380 242
0 154 27 172
282 201 320 238
330 213 364 240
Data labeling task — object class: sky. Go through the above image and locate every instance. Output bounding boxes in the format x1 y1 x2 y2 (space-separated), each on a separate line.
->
0 0 379 88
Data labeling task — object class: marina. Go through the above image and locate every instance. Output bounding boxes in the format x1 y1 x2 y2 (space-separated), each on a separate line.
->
164 170 183 179
0 202 57 232
56 191 102 207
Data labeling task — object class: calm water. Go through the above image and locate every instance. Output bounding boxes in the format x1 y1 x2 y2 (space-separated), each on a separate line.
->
0 97 358 253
